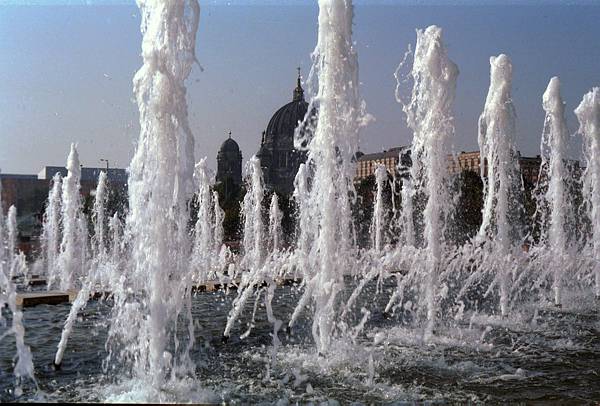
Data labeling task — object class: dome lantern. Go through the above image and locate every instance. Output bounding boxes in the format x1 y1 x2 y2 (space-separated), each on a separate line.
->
293 66 304 102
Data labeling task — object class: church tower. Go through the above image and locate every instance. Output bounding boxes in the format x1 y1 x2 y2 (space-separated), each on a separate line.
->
216 131 243 197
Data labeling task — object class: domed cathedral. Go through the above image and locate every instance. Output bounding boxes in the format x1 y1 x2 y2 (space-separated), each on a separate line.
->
257 69 313 195
216 131 243 198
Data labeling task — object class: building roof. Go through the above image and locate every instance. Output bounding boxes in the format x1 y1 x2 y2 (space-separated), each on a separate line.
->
263 71 311 147
219 132 241 153
0 173 38 180
357 146 409 162
38 166 127 183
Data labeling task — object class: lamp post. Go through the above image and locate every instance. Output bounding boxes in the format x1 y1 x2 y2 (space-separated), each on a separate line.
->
100 159 109 172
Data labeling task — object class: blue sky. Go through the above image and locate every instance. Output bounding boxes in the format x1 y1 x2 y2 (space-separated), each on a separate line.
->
1 2 599 174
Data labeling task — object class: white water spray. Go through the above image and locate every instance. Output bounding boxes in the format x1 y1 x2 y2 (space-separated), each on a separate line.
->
112 0 200 384
398 26 458 336
223 157 269 339
108 213 123 266
576 87 600 297
478 54 522 316
7 205 17 277
292 0 365 353
269 193 283 253
191 158 214 281
540 77 572 306
213 191 225 261
241 156 265 272
92 171 108 260
42 173 62 287
57 143 84 291
372 164 388 252
0 174 35 392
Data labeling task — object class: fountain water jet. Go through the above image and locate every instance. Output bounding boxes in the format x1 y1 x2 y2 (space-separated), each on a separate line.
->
372 164 388 252
396 26 458 336
108 213 123 267
54 170 112 368
291 0 366 354
477 54 523 316
0 173 35 393
7 205 17 277
538 77 572 306
241 156 265 273
107 0 200 386
42 173 62 287
57 143 84 291
191 158 214 282
92 171 108 260
224 156 266 339
576 87 600 298
212 191 228 275
269 193 283 253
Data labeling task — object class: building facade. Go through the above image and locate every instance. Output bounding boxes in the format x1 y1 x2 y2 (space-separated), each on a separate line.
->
0 166 127 238
355 146 411 180
356 147 547 185
450 150 542 184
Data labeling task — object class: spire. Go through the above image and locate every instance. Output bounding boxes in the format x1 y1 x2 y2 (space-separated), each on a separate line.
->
293 67 304 102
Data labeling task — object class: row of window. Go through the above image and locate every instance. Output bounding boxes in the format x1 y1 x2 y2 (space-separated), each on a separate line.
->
356 157 398 178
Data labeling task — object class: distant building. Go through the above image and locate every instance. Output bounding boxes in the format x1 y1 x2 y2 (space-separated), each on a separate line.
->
1 165 127 238
38 166 127 183
355 146 411 180
450 150 483 174
518 155 542 185
354 146 574 187
257 70 314 195
0 174 50 237
215 132 243 198
450 150 542 184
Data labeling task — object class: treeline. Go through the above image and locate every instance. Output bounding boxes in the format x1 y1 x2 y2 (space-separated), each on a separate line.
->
80 170 586 250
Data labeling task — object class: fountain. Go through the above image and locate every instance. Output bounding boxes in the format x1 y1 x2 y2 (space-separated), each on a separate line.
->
223 156 267 339
41 173 62 288
191 158 216 282
0 173 35 394
7 206 17 278
105 0 200 389
394 25 459 336
476 54 523 317
269 193 283 253
92 171 108 260
372 164 388 252
57 143 85 291
290 0 365 354
576 87 600 298
534 77 573 307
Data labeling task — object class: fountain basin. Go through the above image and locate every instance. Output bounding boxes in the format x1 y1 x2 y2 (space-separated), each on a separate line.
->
2 280 599 403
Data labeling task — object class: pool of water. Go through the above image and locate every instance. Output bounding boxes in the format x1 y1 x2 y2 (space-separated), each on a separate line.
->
2 280 600 403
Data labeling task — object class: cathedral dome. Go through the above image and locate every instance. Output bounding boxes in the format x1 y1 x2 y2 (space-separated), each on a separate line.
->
263 72 309 148
219 135 240 153
264 100 309 145
257 70 315 195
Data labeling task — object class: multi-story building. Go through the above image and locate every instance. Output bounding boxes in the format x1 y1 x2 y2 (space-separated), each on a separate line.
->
356 147 554 186
451 150 542 184
1 166 127 238
450 150 484 174
355 146 411 180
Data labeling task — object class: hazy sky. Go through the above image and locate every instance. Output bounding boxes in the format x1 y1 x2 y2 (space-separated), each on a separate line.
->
1 1 599 174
